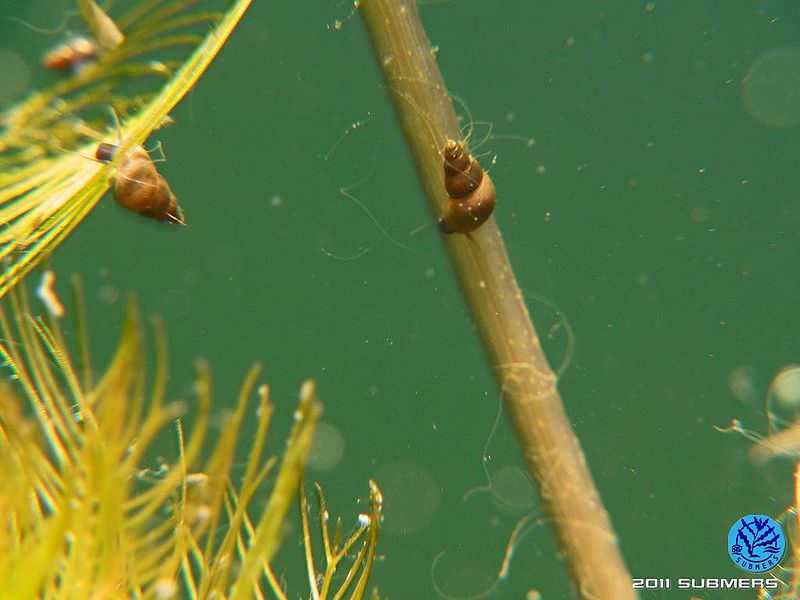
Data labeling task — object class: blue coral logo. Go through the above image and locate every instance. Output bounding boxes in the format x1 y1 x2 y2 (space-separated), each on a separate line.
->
728 514 786 572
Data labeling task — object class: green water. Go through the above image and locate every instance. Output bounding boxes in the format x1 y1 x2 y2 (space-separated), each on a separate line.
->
4 0 800 598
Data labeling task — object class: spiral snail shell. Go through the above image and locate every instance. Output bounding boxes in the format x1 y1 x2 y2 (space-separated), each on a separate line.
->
96 142 185 224
438 140 495 234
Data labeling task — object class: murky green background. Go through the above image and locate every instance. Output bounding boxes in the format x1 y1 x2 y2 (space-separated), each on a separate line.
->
3 0 800 598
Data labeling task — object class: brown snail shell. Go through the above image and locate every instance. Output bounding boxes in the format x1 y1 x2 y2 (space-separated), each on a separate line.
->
96 142 185 224
438 139 495 234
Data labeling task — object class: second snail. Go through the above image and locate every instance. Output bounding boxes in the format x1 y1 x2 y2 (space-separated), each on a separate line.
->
96 142 185 225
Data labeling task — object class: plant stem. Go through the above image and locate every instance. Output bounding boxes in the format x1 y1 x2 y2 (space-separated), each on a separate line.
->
359 2 636 598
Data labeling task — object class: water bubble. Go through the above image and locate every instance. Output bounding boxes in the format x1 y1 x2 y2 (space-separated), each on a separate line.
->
771 365 800 409
490 466 536 511
0 49 31 107
742 45 800 128
308 422 345 471
729 365 758 404
433 556 496 599
374 459 440 535
98 284 120 305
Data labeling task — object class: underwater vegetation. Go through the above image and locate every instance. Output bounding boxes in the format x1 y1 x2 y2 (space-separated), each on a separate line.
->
0 1 383 597
723 367 800 599
0 0 251 299
14 0 797 598
1 0 631 596
360 1 635 597
0 280 382 599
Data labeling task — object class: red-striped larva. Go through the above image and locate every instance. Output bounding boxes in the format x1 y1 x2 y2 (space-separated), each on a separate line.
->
42 36 99 72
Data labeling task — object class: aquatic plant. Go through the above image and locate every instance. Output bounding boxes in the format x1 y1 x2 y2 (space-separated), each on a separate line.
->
359 2 633 597
0 280 382 599
0 0 250 298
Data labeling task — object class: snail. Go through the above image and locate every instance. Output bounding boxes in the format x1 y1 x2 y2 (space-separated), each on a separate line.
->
43 36 99 72
96 142 185 224
438 139 495 234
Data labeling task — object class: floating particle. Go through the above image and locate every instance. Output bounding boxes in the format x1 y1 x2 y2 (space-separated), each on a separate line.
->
36 271 64 318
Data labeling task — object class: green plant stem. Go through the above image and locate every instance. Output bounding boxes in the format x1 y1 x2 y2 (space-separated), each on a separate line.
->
360 2 636 598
